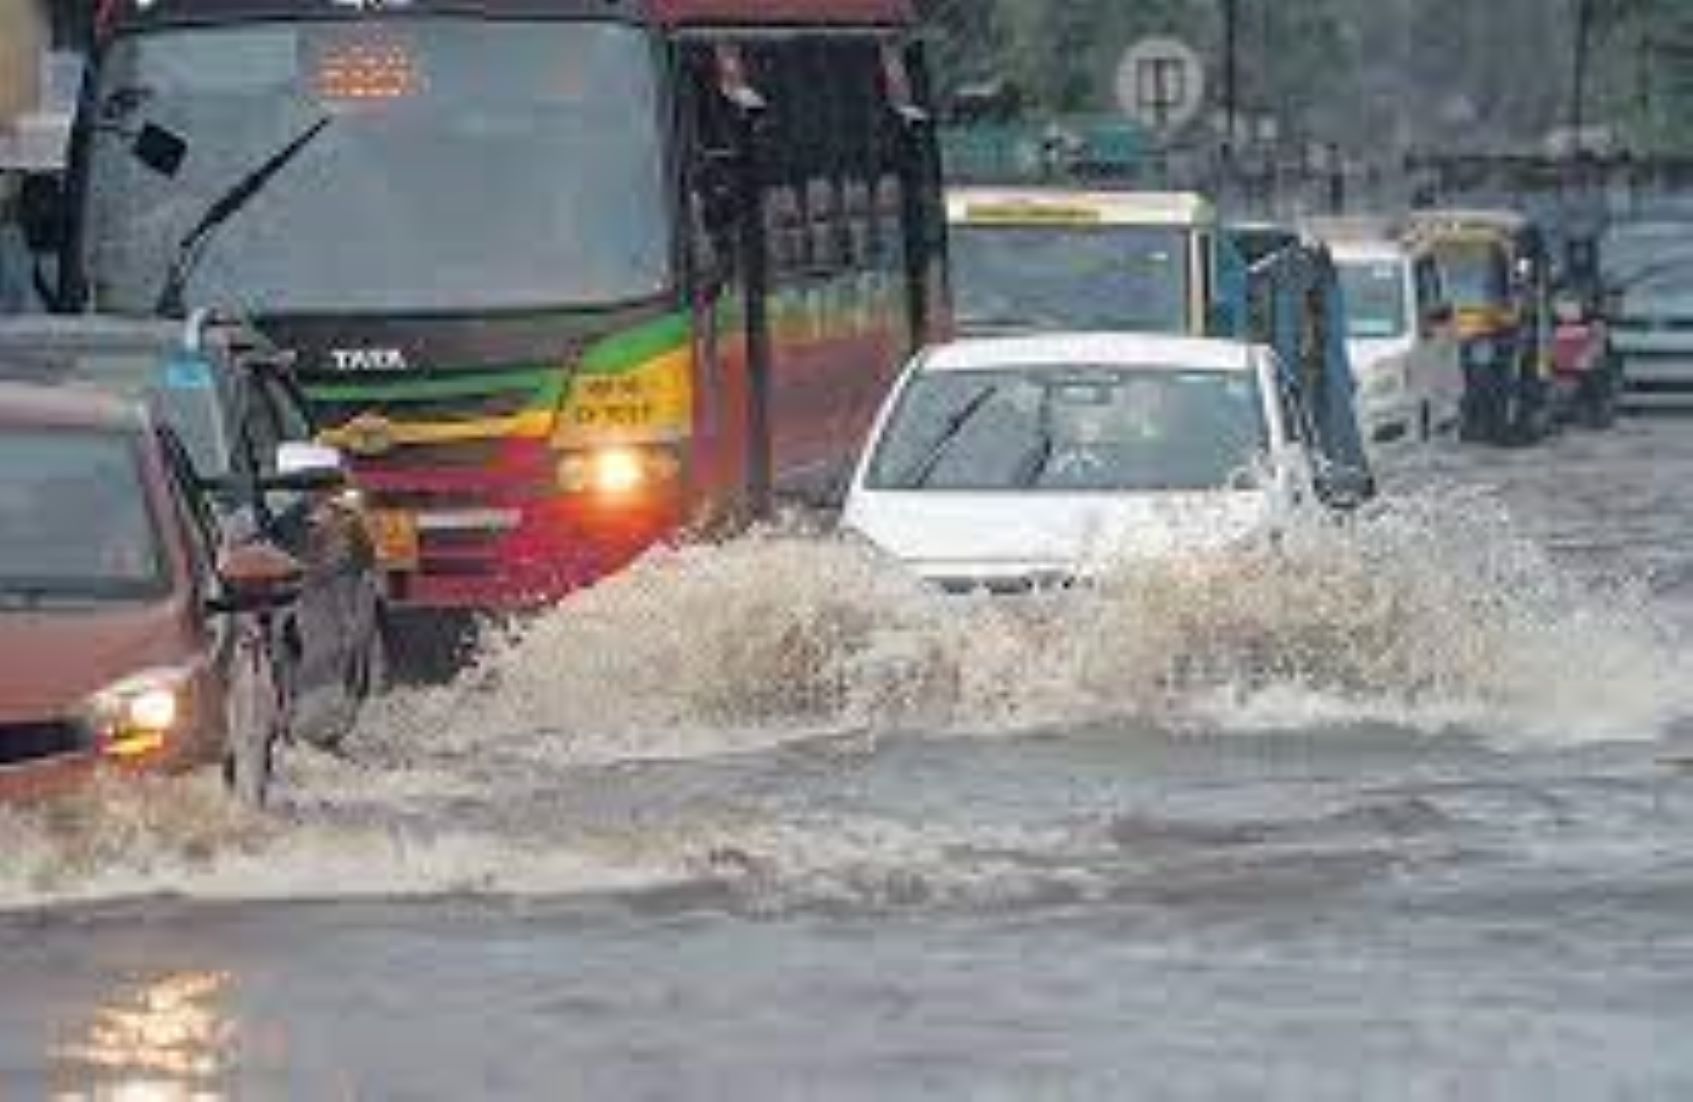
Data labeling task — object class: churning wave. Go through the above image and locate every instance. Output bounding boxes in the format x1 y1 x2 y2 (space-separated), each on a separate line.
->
3 485 1686 910
381 484 1690 761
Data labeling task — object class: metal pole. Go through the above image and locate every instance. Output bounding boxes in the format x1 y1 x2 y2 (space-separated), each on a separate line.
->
1571 0 1595 148
1223 0 1240 151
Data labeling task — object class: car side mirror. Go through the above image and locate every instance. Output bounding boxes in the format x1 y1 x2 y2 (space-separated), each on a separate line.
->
132 122 189 178
17 173 67 253
210 541 304 614
266 441 349 494
1316 465 1375 511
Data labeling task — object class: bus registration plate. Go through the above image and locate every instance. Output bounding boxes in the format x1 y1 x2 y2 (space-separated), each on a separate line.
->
367 510 420 570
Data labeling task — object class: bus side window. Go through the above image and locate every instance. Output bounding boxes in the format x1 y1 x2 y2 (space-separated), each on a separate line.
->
806 176 839 275
681 43 744 291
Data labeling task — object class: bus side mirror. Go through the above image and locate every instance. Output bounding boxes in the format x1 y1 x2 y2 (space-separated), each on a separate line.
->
132 122 188 178
17 173 67 253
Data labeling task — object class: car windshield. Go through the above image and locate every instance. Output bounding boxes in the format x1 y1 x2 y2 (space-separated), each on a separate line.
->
1432 241 1510 309
0 345 230 476
868 367 1267 493
950 225 1193 334
0 427 167 600
1339 260 1409 339
83 20 670 315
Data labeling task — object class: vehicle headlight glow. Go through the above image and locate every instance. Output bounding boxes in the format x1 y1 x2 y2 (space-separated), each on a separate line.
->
86 669 193 761
556 446 680 498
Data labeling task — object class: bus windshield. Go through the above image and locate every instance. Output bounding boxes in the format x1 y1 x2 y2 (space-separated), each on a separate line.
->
83 20 670 315
950 225 1193 335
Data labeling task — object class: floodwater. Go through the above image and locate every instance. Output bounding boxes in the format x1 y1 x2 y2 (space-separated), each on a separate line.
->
4 420 1693 1100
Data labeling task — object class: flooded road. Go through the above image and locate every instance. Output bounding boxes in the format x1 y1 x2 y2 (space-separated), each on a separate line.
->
5 421 1693 1099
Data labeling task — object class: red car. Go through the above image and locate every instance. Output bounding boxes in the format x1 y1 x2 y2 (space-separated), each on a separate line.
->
0 382 302 804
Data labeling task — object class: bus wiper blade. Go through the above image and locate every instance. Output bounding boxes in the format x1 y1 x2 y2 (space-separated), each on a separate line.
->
155 116 333 316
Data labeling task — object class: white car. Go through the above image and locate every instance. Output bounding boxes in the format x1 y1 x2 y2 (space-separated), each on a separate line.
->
1328 236 1465 449
842 334 1345 591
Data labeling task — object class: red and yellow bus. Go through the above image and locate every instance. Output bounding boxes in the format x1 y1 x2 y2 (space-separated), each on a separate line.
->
44 0 946 611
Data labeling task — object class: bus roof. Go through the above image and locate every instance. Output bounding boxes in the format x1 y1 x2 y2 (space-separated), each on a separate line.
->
947 188 1217 230
1404 208 1536 240
650 0 914 25
100 0 916 36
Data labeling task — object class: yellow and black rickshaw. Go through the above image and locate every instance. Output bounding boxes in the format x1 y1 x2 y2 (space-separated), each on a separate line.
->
1405 209 1553 444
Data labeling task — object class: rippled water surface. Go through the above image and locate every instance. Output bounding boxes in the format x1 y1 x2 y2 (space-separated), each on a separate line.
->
5 422 1693 1099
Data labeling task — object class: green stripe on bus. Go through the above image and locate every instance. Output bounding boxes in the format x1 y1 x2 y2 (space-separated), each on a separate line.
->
579 313 692 376
304 367 561 404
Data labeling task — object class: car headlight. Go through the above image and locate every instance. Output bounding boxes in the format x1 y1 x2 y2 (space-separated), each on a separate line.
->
84 668 194 761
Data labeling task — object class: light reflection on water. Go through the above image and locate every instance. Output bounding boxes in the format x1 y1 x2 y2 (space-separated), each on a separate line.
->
51 971 236 1101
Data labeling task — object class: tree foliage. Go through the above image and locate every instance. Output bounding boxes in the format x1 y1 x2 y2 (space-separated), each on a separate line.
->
919 0 1691 154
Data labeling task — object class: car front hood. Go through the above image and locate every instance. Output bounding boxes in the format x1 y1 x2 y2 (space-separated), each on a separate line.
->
845 491 1277 579
0 599 193 723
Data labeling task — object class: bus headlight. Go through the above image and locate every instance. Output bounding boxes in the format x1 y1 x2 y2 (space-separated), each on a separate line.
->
85 668 193 761
557 446 680 498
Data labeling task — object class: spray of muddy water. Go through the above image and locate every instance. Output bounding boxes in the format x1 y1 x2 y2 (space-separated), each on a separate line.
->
381 485 1688 762
3 487 1687 909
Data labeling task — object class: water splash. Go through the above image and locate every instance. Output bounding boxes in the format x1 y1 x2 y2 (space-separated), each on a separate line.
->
376 485 1689 763
2 485 1685 911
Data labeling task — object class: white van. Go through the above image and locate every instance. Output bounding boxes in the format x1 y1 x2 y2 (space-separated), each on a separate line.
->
1327 235 1465 448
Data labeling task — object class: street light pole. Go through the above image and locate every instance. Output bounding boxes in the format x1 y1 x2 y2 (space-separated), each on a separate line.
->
1571 0 1596 149
1222 0 1240 151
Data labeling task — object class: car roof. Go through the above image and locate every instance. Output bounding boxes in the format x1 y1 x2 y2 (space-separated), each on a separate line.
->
0 379 149 431
947 188 1215 228
0 315 187 352
0 315 258 401
917 334 1257 375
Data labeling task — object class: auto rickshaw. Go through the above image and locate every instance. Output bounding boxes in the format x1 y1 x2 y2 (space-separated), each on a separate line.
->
1405 210 1554 445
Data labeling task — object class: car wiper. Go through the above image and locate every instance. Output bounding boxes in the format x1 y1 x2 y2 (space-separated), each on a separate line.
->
1014 390 1058 489
902 387 999 489
155 116 333 316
